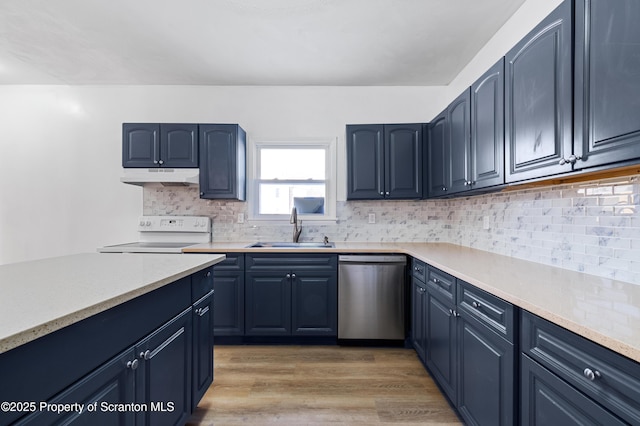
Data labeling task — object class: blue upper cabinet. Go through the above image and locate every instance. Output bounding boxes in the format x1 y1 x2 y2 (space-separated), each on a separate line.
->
346 124 422 200
427 111 449 197
122 123 198 168
160 124 199 168
504 0 573 183
471 58 505 190
122 123 160 168
448 89 472 195
346 124 384 199
573 0 640 169
385 124 423 199
199 124 246 200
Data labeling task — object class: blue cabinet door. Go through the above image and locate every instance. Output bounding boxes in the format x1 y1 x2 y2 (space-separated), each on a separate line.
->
291 270 337 336
426 289 457 405
471 59 505 190
428 111 449 197
521 355 626 426
122 123 160 168
213 274 244 336
14 349 137 426
135 308 192 426
245 272 292 336
457 314 515 426
385 124 423 199
346 124 385 199
505 0 573 182
411 278 428 362
192 291 214 411
160 124 198 168
448 89 472 194
574 0 640 169
199 124 246 200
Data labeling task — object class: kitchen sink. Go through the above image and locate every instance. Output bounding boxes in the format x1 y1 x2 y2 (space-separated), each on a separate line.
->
247 242 335 248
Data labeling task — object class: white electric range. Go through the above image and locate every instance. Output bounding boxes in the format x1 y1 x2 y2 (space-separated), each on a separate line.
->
99 215 211 253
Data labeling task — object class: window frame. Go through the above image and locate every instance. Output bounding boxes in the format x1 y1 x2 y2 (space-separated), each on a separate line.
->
248 138 337 222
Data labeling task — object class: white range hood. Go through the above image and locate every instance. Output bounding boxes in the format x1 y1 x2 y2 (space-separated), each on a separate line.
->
121 168 199 186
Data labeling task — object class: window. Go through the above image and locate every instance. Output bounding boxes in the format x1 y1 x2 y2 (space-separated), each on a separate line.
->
249 139 336 221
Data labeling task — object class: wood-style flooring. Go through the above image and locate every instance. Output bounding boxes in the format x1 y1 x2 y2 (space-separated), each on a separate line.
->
187 345 462 425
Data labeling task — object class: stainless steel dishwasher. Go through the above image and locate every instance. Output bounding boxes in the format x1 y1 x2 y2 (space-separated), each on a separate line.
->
338 255 406 341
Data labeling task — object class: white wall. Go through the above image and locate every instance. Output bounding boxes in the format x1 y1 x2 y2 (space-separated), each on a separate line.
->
0 85 446 264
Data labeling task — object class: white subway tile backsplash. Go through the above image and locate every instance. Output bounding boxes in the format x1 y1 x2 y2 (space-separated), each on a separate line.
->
143 173 640 284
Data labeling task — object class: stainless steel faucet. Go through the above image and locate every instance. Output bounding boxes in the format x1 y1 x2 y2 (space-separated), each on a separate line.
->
290 207 302 242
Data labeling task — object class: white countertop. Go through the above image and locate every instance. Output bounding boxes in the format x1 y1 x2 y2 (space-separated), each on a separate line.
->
0 253 225 354
186 242 640 363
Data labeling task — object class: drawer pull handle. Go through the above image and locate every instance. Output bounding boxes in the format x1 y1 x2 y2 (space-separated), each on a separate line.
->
583 368 601 381
472 301 481 309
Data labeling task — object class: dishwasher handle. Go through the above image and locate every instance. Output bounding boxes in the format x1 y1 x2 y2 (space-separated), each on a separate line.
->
338 255 407 264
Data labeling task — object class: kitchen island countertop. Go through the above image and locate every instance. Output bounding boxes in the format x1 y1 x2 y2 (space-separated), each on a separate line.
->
0 252 225 354
185 241 640 363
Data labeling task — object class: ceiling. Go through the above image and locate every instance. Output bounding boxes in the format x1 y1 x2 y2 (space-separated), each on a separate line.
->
0 0 526 86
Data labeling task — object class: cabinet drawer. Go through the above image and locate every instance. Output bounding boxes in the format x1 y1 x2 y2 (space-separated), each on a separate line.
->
191 267 213 302
522 311 640 425
459 280 515 343
212 254 244 272
521 354 626 426
426 266 455 303
246 254 337 271
411 258 426 282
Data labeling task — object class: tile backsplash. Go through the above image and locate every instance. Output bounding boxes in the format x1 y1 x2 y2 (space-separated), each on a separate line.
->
144 174 640 284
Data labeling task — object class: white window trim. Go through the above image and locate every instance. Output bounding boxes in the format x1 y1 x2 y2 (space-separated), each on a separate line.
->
247 137 337 222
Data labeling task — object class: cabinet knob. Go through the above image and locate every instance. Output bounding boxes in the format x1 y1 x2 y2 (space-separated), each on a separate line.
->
380 192 384 196
472 301 481 309
153 160 159 164
559 155 582 166
385 192 390 195
158 160 164 165
195 307 208 316
583 368 601 381
442 187 447 191
139 350 151 360
126 359 139 370
206 271 211 277
286 273 291 279
432 278 440 284
291 273 296 279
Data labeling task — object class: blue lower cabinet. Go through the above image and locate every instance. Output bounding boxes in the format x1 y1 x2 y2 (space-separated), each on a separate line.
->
244 254 338 338
0 270 213 426
521 354 625 426
413 259 516 426
292 270 337 335
135 308 192 426
245 272 292 336
14 349 137 426
521 311 640 425
212 254 245 337
192 291 214 411
457 313 515 426
425 287 458 405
